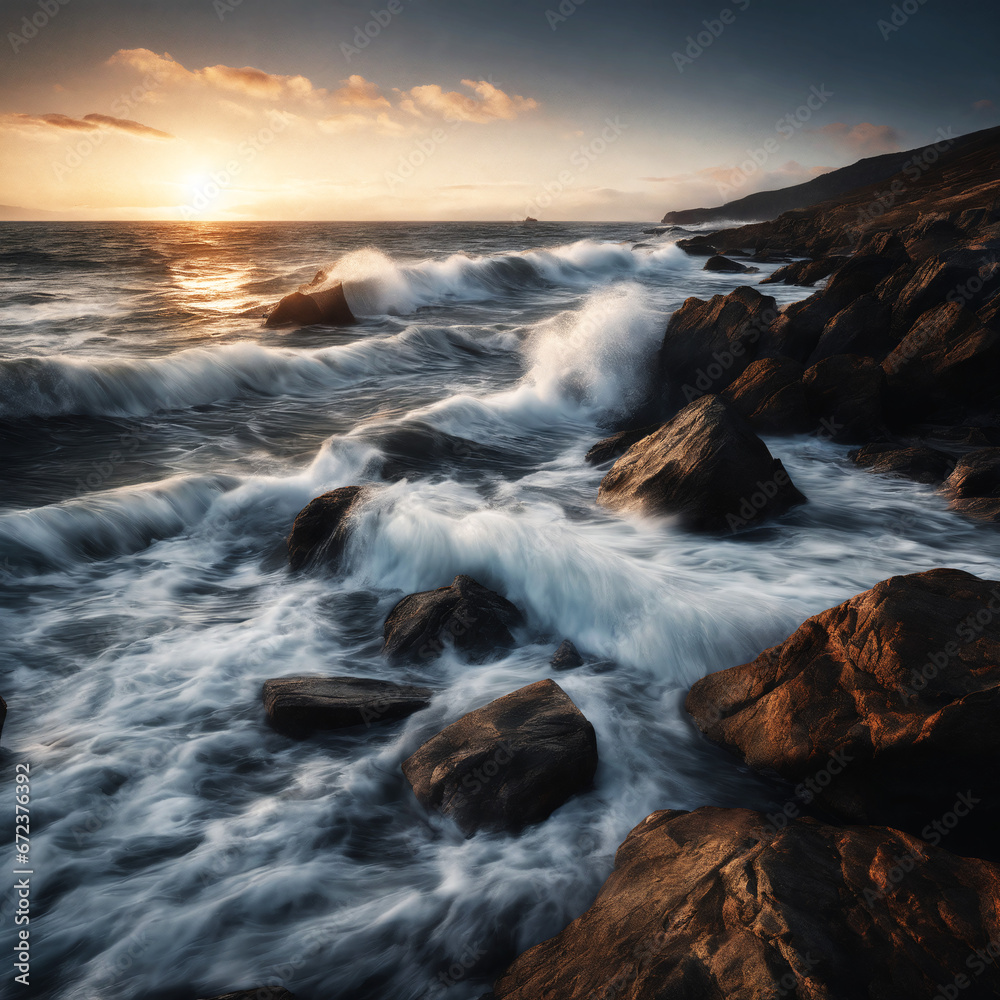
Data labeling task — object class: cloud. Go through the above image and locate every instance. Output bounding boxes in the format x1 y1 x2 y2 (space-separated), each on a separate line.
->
0 112 173 140
318 112 405 136
398 79 538 123
973 99 995 112
811 121 902 156
332 75 390 110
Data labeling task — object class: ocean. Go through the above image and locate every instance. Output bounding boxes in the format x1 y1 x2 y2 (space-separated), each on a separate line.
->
2 221 999 999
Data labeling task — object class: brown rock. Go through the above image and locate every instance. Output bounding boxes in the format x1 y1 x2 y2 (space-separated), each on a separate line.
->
550 639 584 670
943 448 1000 521
722 357 810 434
286 486 366 572
685 569 1000 849
383 575 523 663
597 395 806 531
584 423 661 465
401 679 597 834
850 442 955 484
802 354 886 443
808 293 894 363
890 257 983 335
491 807 1000 1000
760 256 844 286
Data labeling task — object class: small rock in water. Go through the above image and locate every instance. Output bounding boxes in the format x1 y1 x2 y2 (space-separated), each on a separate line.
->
550 639 584 670
286 486 366 572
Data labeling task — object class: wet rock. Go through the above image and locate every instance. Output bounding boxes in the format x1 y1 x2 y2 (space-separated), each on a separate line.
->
754 300 824 363
702 254 757 273
721 357 810 434
286 486 366 572
849 442 955 484
550 639 583 670
943 448 1000 521
490 806 1000 1000
890 257 984 335
383 575 523 663
658 286 778 409
686 569 1000 852
264 282 355 328
597 395 806 531
802 354 886 443
401 679 597 834
584 423 661 465
760 256 844 286
808 293 894 363
262 676 433 736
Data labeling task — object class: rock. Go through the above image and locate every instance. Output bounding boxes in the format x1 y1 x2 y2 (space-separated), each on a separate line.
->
760 256 844 286
597 395 806 531
198 991 296 1000
490 807 1000 1000
286 486 366 572
850 442 955 484
685 569 1000 851
262 676 433 736
657 286 778 409
882 303 1000 419
890 257 983 335
754 300 824 363
702 254 757 273
401 679 597 834
550 639 583 670
721 357 811 434
807 293 894 363
264 283 355 328
802 354 886 443
943 448 1000 521
584 423 661 465
383 575 523 663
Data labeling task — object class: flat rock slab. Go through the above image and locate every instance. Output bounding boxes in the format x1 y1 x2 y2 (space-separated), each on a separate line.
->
491 807 1000 1000
686 569 1000 850
401 679 597 834
263 676 433 735
383 574 523 663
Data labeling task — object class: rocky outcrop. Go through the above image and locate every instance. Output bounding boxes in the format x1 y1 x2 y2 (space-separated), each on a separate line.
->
686 569 1000 852
383 575 523 663
401 679 597 834
262 676 433 736
802 354 886 443
721 357 810 434
598 395 806 531
491 807 1000 1000
807 293 894 362
264 283 355 328
657 286 778 409
286 486 366 572
850 442 955 484
585 423 660 465
702 254 757 273
550 639 583 670
760 256 844 286
943 449 1000 521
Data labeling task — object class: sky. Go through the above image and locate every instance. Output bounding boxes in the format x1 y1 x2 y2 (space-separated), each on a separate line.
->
0 0 996 221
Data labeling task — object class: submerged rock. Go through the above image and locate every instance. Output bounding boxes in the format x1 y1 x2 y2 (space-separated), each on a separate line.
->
286 486 366 572
597 395 806 531
401 679 597 834
383 575 523 663
262 676 433 736
850 442 955 484
943 448 1000 521
264 283 355 328
721 357 810 434
686 569 1000 852
702 254 757 273
550 639 583 670
490 807 1000 1000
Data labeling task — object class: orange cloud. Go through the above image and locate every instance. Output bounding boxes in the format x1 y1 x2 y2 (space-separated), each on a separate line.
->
0 112 173 140
332 74 390 110
398 79 539 123
812 122 902 156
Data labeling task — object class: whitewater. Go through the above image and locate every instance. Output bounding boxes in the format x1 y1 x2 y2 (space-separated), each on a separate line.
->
2 221 999 1000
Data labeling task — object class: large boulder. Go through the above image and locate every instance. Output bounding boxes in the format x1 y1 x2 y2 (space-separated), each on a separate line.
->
943 448 1000 521
401 679 597 834
686 569 1000 851
802 354 886 443
721 357 810 434
850 442 955 484
598 395 806 531
262 676 433 736
264 283 355 328
383 575 523 663
657 286 778 409
490 807 1000 1000
286 486 366 572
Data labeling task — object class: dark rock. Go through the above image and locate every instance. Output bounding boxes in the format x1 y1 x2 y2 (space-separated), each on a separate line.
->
702 254 756 273
802 354 886 443
943 448 1000 521
754 300 824 363
890 257 983 335
286 486 366 572
808 293 894 363
852 230 911 267
759 256 843 286
658 286 778 408
721 357 811 434
490 806 1000 1000
198 991 296 1000
850 442 955 484
262 676 433 736
550 639 583 670
822 254 898 312
265 283 355 328
597 395 806 531
584 423 661 465
383 575 523 663
401 679 597 834
685 569 1000 852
